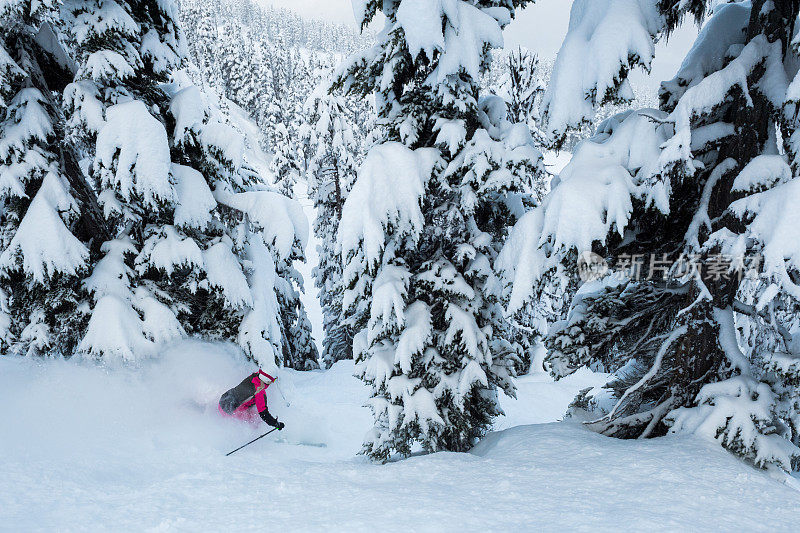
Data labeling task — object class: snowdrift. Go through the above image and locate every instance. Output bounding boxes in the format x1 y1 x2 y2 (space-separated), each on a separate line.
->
0 341 797 531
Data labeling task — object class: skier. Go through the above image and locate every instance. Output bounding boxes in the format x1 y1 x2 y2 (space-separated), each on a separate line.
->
218 370 285 430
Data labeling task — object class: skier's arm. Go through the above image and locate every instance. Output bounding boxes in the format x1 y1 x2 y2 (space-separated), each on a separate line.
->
258 407 280 427
255 389 284 429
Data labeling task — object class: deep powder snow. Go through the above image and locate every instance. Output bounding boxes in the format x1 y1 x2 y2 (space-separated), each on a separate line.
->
0 341 798 531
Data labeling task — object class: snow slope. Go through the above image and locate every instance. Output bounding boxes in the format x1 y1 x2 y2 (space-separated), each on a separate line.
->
0 341 798 531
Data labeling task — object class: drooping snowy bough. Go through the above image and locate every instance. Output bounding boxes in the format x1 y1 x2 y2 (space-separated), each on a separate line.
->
500 0 800 471
336 0 545 461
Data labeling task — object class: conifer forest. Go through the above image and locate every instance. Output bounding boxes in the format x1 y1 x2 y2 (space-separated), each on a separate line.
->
1 0 799 530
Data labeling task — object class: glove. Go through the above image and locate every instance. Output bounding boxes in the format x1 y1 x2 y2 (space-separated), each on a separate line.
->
276 421 285 431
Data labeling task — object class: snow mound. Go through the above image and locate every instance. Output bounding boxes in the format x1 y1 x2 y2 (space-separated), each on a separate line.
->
470 423 799 530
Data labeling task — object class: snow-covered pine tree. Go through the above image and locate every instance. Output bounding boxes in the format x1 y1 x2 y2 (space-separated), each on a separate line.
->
60 0 192 360
48 0 305 368
269 95 321 371
302 90 359 367
283 300 320 370
336 0 544 461
0 0 91 357
500 0 800 471
268 48 326 198
216 22 246 103
501 47 544 129
269 120 301 197
273 248 320 371
180 0 222 89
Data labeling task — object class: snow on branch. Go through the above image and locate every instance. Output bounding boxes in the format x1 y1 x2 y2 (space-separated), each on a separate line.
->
213 188 308 259
238 237 282 374
396 0 504 84
542 0 662 144
667 375 800 471
0 173 88 282
660 2 751 111
727 169 800 300
168 85 245 171
498 109 670 312
659 35 788 177
171 164 215 229
0 44 24 109
94 100 174 207
339 142 441 268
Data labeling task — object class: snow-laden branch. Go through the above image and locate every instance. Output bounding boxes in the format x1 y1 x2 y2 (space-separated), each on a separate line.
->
213 188 308 259
339 142 440 268
498 110 669 313
542 0 662 143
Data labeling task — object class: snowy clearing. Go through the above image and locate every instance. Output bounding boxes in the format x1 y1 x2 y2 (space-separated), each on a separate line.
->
1 341 797 531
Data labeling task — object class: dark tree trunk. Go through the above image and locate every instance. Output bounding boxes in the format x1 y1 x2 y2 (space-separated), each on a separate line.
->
332 159 343 220
667 0 797 413
23 35 113 253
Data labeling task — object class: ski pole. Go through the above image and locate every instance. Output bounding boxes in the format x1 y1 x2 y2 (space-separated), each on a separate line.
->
226 427 279 456
274 381 290 407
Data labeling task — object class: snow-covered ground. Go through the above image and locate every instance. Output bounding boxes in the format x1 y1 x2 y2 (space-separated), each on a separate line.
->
1 341 798 531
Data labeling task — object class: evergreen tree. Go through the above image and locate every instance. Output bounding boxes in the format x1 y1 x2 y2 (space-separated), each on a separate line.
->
501 47 544 129
181 0 222 88
273 248 320 371
0 0 91 357
269 120 301 197
0 0 306 368
302 91 359 367
62 0 201 360
500 0 800 471
336 0 542 461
